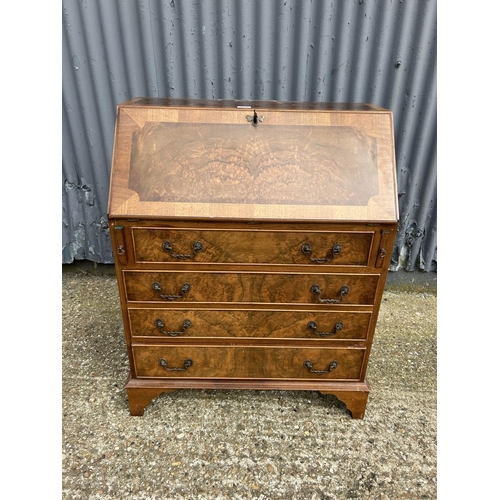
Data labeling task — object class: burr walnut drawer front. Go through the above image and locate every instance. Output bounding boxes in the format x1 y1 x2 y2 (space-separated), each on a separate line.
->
124 271 379 305
131 228 374 266
128 308 372 340
132 345 366 380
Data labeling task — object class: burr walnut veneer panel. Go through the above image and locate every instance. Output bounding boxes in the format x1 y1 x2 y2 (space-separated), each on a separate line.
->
132 228 374 266
133 345 366 380
128 308 372 340
124 271 379 305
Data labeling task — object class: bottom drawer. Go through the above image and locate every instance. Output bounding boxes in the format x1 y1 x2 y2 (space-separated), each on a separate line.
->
133 345 365 380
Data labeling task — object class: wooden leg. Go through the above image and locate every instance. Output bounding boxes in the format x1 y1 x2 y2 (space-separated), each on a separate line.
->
320 390 369 419
126 387 176 416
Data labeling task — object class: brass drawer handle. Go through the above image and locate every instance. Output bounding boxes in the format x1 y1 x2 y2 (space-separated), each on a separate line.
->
159 358 193 371
155 319 192 337
152 282 191 301
301 242 342 263
162 240 203 260
304 360 338 374
307 320 344 336
311 284 349 304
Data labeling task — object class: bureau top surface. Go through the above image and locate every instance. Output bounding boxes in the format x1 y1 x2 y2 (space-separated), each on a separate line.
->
108 98 398 223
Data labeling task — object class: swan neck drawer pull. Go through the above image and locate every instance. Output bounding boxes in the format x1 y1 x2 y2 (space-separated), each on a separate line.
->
311 284 349 304
307 321 344 336
159 358 193 371
301 242 342 263
152 282 191 301
303 360 338 374
162 240 203 260
155 319 192 336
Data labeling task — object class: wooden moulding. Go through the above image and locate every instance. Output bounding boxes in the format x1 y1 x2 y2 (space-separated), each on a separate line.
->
125 376 371 419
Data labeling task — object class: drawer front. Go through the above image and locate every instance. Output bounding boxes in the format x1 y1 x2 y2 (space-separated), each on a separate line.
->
133 345 365 380
124 271 379 305
129 308 372 340
132 228 373 266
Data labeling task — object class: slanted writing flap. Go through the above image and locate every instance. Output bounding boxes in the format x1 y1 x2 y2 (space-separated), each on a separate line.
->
108 99 398 222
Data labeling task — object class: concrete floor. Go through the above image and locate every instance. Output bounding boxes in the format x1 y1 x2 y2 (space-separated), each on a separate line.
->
62 263 437 499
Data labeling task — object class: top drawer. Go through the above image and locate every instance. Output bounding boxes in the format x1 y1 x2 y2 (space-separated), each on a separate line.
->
132 228 374 266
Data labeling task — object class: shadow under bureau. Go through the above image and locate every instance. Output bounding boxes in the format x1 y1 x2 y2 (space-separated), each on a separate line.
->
108 98 399 418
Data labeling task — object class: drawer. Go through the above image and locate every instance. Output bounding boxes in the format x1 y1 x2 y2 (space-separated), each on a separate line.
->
132 228 374 266
124 271 379 305
133 345 366 380
128 308 372 340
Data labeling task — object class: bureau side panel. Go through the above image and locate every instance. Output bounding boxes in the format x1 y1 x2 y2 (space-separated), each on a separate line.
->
109 219 137 377
357 224 398 381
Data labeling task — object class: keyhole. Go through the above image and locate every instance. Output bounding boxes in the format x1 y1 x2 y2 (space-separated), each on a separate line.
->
246 110 263 127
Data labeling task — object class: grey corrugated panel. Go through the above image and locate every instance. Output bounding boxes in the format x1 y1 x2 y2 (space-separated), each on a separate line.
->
62 0 437 271
63 0 115 263
390 0 437 271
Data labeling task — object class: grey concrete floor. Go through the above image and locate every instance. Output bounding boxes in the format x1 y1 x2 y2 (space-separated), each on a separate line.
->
62 263 437 499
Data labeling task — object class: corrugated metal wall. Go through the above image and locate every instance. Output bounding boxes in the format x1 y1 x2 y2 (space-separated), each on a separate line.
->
62 0 437 272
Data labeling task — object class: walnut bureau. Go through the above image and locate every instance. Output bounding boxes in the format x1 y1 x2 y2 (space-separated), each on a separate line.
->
107 98 398 419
